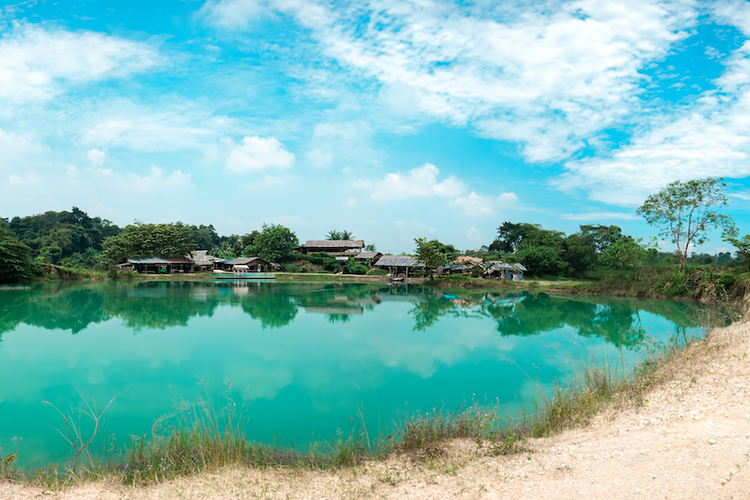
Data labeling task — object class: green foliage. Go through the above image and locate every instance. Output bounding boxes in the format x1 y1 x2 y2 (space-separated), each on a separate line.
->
343 260 368 275
60 248 101 269
364 243 377 251
98 222 196 267
253 224 299 262
562 233 598 276
637 177 734 267
414 237 457 276
722 227 750 269
7 207 120 266
600 237 656 277
578 224 623 254
0 228 35 283
326 229 355 240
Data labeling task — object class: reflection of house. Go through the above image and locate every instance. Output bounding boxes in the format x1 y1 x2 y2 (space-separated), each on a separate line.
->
118 257 195 274
192 250 217 271
355 251 383 265
296 240 365 256
214 257 273 272
374 255 423 279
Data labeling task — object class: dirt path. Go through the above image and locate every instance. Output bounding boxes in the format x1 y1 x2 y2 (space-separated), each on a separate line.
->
3 322 750 500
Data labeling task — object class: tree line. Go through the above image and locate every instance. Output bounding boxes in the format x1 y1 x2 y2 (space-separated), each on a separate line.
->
0 177 747 283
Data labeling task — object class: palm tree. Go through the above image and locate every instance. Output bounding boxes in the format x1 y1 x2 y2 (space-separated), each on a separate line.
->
326 229 355 240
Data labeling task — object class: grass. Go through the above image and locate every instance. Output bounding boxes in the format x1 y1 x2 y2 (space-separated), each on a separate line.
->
1 303 739 491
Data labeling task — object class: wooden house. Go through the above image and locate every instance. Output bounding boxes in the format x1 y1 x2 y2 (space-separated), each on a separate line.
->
192 250 217 272
296 240 365 256
355 251 383 265
119 257 195 274
214 256 273 272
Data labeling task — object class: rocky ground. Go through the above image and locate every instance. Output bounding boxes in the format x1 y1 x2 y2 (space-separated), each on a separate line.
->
3 321 750 499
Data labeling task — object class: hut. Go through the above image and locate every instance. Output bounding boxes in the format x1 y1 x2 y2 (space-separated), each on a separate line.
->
296 240 365 256
355 251 383 265
214 257 273 272
191 250 217 272
120 257 195 274
483 261 526 281
374 255 423 280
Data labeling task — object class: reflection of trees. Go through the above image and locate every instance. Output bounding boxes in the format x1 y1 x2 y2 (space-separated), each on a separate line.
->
103 282 223 331
239 285 298 329
0 282 713 348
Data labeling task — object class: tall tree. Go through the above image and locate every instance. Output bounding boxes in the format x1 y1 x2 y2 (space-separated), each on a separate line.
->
414 237 449 278
98 222 196 267
637 178 734 267
254 224 299 262
0 228 34 283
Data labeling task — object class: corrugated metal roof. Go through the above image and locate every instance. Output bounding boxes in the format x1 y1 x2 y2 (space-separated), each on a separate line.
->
302 240 365 248
126 257 174 264
226 257 269 266
375 255 420 267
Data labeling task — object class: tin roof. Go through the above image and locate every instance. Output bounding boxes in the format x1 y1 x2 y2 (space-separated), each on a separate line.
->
375 255 421 267
126 257 194 265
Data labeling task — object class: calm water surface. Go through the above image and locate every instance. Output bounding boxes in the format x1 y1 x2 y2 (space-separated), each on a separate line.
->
0 281 706 466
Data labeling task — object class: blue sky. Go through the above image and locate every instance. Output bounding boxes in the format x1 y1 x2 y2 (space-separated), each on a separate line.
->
1 0 749 254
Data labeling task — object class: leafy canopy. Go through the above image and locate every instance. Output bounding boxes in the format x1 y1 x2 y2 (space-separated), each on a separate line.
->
326 229 354 240
0 227 35 283
414 238 459 277
636 178 734 267
99 222 196 267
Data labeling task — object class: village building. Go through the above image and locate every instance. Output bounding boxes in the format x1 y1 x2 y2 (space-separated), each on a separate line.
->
483 261 526 281
117 257 195 274
296 240 365 256
213 257 274 272
191 250 217 272
355 251 383 265
374 255 424 280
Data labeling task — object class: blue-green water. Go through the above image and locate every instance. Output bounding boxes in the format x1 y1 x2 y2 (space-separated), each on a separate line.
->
0 281 705 466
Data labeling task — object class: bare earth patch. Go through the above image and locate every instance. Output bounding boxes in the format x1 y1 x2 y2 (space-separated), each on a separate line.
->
3 322 750 500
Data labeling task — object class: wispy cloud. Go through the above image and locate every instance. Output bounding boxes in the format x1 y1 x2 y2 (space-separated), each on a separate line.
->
353 163 464 201
0 22 164 103
226 136 295 173
203 0 696 162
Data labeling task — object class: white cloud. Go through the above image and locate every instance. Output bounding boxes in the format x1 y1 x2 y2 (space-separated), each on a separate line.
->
344 197 358 207
226 136 295 173
467 226 483 242
0 23 163 103
354 163 464 201
79 106 234 153
232 0 697 162
199 0 267 30
497 192 519 206
554 41 750 206
306 148 333 167
0 128 48 174
87 148 107 167
451 192 496 216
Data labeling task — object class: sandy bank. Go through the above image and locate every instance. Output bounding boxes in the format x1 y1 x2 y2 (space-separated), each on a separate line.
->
3 321 750 499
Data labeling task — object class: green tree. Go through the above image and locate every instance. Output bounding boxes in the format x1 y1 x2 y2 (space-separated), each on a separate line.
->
98 222 196 267
637 178 734 267
326 229 354 240
600 237 656 278
578 224 623 254
414 237 454 278
0 227 34 283
254 224 299 262
722 227 750 269
563 233 598 276
364 243 377 251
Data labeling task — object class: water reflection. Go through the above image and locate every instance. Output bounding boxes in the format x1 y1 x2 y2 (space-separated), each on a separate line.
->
0 282 705 349
0 281 714 466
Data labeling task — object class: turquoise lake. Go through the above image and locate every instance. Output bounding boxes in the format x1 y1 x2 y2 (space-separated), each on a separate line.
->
0 280 706 466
